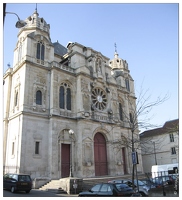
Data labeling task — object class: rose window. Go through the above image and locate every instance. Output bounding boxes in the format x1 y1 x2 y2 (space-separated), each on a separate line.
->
91 88 107 110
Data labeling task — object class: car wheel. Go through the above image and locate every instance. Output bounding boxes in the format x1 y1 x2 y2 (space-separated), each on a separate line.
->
139 192 146 196
11 187 15 193
25 190 30 193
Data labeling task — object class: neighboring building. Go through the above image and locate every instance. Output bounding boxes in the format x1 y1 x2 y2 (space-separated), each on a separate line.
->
139 119 179 173
3 9 143 181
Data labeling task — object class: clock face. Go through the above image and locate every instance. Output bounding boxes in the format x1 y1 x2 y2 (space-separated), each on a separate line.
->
92 88 107 110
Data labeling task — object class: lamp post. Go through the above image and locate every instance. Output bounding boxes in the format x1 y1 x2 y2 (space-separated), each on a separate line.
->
69 129 74 177
5 12 27 28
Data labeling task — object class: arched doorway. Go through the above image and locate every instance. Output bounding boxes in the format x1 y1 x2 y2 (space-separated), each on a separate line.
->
94 132 108 176
61 143 70 178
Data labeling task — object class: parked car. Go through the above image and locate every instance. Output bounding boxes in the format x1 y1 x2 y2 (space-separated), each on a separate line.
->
3 173 32 193
139 178 158 189
108 179 149 196
151 175 176 187
78 183 134 197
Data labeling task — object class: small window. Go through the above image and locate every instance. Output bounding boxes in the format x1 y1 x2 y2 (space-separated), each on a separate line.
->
35 141 40 154
169 133 174 142
36 90 42 105
171 147 176 155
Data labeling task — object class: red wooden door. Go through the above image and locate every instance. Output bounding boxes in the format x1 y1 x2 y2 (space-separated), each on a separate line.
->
94 133 108 176
61 144 70 178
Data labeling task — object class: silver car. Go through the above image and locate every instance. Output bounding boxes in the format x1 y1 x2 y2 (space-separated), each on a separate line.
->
108 179 149 196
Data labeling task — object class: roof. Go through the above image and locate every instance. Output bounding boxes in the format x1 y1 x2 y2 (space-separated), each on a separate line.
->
140 119 179 138
53 41 67 56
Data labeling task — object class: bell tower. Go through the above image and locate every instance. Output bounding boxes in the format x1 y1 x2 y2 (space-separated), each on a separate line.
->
13 9 54 70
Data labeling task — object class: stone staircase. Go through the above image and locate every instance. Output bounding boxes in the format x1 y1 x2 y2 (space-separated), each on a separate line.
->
38 173 146 194
39 180 67 194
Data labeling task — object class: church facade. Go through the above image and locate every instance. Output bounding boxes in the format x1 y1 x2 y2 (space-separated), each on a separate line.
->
3 10 143 180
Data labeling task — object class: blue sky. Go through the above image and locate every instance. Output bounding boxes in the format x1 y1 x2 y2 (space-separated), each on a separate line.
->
3 2 179 131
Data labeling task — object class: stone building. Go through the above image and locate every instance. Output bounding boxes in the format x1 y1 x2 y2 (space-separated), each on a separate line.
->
3 9 143 181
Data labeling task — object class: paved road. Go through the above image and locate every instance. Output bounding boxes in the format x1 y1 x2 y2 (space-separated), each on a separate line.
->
3 189 78 197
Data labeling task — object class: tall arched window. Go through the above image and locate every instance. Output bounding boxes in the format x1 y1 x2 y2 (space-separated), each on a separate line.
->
18 43 22 63
15 92 18 106
125 78 130 91
66 88 71 110
119 103 123 121
59 86 64 109
129 113 133 123
59 83 71 110
36 41 45 61
36 90 42 105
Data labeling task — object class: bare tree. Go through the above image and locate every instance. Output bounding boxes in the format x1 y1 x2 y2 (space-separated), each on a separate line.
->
111 86 169 190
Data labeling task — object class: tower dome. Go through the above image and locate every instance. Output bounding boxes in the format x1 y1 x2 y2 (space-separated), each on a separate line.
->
19 9 50 36
109 51 128 71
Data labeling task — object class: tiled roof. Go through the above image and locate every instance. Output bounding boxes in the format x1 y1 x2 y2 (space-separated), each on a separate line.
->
53 41 67 56
140 119 179 138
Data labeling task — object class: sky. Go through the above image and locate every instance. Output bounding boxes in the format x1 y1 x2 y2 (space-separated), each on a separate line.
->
2 2 179 132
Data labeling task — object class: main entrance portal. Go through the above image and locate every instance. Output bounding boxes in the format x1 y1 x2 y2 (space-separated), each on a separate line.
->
94 132 108 176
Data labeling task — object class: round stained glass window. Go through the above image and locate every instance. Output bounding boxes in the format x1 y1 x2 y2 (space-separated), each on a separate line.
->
91 88 107 110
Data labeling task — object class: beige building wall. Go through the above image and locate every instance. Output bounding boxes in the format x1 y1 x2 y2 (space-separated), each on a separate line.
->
140 119 179 173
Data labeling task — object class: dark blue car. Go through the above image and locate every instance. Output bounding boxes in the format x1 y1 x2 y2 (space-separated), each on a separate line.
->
3 173 32 193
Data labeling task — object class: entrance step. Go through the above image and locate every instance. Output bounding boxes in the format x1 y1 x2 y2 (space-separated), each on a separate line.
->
39 179 67 194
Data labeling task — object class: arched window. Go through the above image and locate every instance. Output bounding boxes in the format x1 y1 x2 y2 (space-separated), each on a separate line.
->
119 103 123 121
66 88 71 110
36 41 45 61
18 43 22 63
15 92 18 106
59 86 64 109
129 113 133 123
36 90 42 105
125 78 130 91
41 43 45 60
59 83 71 110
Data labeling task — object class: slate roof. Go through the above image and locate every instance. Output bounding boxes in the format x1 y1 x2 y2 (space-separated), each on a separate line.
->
140 119 179 138
53 41 67 56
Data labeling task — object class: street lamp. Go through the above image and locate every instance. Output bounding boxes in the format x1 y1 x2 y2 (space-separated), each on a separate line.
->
5 12 27 28
69 129 74 177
